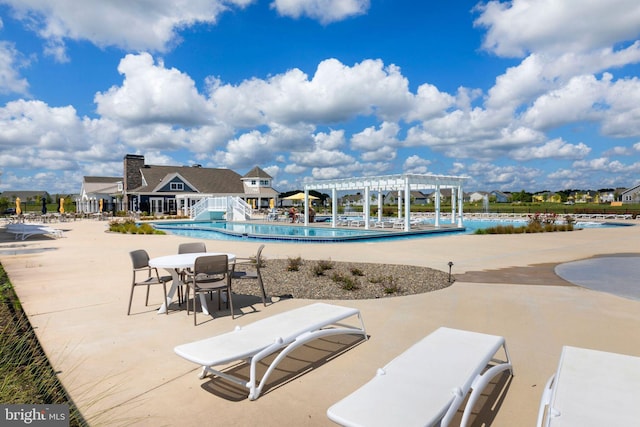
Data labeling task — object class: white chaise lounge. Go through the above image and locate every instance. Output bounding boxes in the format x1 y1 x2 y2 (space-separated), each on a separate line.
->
537 345 640 427
5 223 64 240
327 327 513 427
174 302 367 400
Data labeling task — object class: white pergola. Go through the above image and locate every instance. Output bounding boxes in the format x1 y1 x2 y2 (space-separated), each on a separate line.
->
303 173 469 231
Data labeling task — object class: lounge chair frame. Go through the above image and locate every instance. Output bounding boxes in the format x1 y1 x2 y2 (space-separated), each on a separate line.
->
174 303 367 400
327 327 513 427
537 345 640 426
6 223 63 240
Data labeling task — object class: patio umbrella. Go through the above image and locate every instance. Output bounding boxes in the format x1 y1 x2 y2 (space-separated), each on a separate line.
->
99 198 103 212
59 198 64 214
283 192 318 201
15 197 21 215
41 197 47 214
269 198 275 209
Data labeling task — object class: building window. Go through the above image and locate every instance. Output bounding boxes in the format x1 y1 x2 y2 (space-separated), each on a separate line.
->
260 180 270 186
170 182 184 191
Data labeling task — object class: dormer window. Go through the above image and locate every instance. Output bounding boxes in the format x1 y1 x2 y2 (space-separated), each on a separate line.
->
170 182 184 191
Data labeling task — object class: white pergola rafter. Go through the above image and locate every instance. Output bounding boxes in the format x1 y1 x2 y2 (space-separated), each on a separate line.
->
303 173 468 231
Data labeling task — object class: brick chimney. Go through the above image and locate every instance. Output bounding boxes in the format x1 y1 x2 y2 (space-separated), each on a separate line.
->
123 154 144 210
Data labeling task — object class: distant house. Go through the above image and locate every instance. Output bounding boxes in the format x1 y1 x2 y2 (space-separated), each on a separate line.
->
533 192 562 203
383 190 428 205
340 194 364 207
621 184 640 204
598 191 615 203
490 190 510 203
467 191 487 203
80 154 279 215
425 188 452 203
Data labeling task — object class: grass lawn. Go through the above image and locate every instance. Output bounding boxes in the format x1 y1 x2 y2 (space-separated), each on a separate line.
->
0 265 86 426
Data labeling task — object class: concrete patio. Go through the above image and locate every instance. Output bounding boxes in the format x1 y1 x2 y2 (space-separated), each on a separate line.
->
1 218 639 426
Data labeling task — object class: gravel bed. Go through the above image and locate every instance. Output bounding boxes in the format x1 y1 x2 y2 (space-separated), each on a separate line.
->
232 258 452 301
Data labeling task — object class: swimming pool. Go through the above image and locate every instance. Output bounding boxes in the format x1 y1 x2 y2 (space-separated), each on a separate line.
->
152 218 626 243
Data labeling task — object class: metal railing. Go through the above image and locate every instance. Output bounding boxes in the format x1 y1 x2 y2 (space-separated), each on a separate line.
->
189 196 252 221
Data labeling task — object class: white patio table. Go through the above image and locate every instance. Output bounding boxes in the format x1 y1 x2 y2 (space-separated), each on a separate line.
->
149 252 236 315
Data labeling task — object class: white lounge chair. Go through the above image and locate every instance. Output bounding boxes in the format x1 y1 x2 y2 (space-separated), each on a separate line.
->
174 302 367 400
537 345 640 427
5 223 64 240
327 327 513 427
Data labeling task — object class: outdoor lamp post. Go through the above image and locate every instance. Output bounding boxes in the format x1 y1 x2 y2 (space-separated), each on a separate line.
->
448 261 454 283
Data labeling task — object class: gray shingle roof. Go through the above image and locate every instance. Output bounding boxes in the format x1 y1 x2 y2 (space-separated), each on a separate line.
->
242 166 272 179
133 166 244 194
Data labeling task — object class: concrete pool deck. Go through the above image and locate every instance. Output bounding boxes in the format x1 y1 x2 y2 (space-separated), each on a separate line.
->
1 218 639 426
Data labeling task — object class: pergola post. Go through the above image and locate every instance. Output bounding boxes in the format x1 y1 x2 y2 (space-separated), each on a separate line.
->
331 188 337 228
364 186 370 229
451 187 457 224
457 185 464 227
378 190 383 222
435 185 441 227
303 190 309 226
404 178 411 231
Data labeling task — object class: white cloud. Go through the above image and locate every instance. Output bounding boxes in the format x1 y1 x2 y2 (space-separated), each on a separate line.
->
271 0 369 24
209 58 413 127
600 76 640 137
350 121 399 150
510 138 591 161
313 130 346 150
475 0 640 57
405 83 454 122
403 155 431 174
0 41 29 94
1 0 254 58
572 157 626 172
522 74 606 130
0 100 86 151
405 108 545 159
360 146 396 162
95 53 212 126
290 148 355 167
467 162 541 190
284 163 307 174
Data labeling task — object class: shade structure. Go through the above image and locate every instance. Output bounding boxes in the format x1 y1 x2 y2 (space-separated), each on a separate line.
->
15 197 21 215
283 192 318 201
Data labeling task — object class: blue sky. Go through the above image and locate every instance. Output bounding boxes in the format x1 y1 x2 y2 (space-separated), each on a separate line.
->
1 0 640 195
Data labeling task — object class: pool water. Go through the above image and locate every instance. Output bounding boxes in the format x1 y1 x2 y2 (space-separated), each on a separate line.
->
151 218 624 243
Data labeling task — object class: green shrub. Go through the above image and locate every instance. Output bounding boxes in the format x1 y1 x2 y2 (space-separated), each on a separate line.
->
108 219 165 235
287 256 302 271
311 259 334 276
350 267 364 276
331 272 360 291
369 275 400 294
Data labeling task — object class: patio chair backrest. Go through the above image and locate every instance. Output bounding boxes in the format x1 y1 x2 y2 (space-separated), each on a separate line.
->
194 255 228 279
130 249 151 269
178 242 207 254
